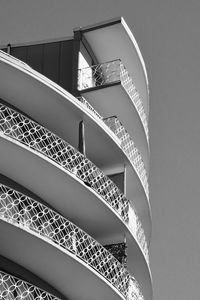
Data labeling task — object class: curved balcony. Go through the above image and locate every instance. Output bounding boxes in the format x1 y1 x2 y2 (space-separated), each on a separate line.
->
0 271 60 300
77 98 151 247
78 59 148 144
0 184 145 300
78 96 149 197
0 51 149 176
77 61 149 172
76 17 149 116
0 103 149 262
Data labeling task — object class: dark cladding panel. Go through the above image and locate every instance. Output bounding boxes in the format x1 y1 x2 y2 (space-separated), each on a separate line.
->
108 172 124 193
26 44 43 73
11 46 28 63
43 42 60 83
59 40 73 92
2 39 74 93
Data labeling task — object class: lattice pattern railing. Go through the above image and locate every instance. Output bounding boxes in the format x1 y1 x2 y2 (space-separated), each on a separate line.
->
0 103 130 225
77 59 148 142
0 185 144 300
119 64 148 142
78 59 121 90
77 96 103 120
0 270 59 300
104 116 149 262
136 219 149 263
76 99 149 261
77 97 149 195
103 117 149 198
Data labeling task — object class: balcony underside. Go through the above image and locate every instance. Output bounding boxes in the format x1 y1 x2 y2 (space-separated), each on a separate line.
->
80 83 149 175
0 220 126 300
78 17 149 116
0 135 152 296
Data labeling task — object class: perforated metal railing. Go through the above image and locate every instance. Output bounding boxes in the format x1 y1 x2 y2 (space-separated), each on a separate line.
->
119 64 148 142
78 59 121 90
103 116 149 263
103 117 149 199
77 96 103 120
77 59 148 142
136 218 149 263
0 271 59 300
0 185 144 300
75 99 149 261
0 102 149 263
76 97 148 196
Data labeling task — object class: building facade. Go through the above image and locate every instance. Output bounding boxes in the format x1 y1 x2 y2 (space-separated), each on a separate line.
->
0 17 152 300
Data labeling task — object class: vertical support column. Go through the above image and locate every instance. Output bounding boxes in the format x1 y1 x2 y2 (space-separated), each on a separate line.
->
78 120 85 156
123 235 127 268
124 164 127 197
7 44 11 54
72 30 82 96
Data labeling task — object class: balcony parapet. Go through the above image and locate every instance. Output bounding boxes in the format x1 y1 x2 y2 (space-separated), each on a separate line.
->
136 218 149 263
0 103 148 263
0 270 59 300
77 59 149 143
0 185 145 300
77 96 103 120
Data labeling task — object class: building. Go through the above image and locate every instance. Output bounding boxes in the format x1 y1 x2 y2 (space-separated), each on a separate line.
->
0 17 152 300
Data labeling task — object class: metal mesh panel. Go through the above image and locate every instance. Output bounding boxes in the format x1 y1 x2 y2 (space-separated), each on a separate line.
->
0 271 59 300
104 116 149 262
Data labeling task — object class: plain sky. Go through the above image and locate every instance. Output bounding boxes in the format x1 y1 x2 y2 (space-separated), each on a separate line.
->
1 0 200 299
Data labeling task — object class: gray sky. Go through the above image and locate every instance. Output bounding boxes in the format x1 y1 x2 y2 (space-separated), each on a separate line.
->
1 0 200 299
